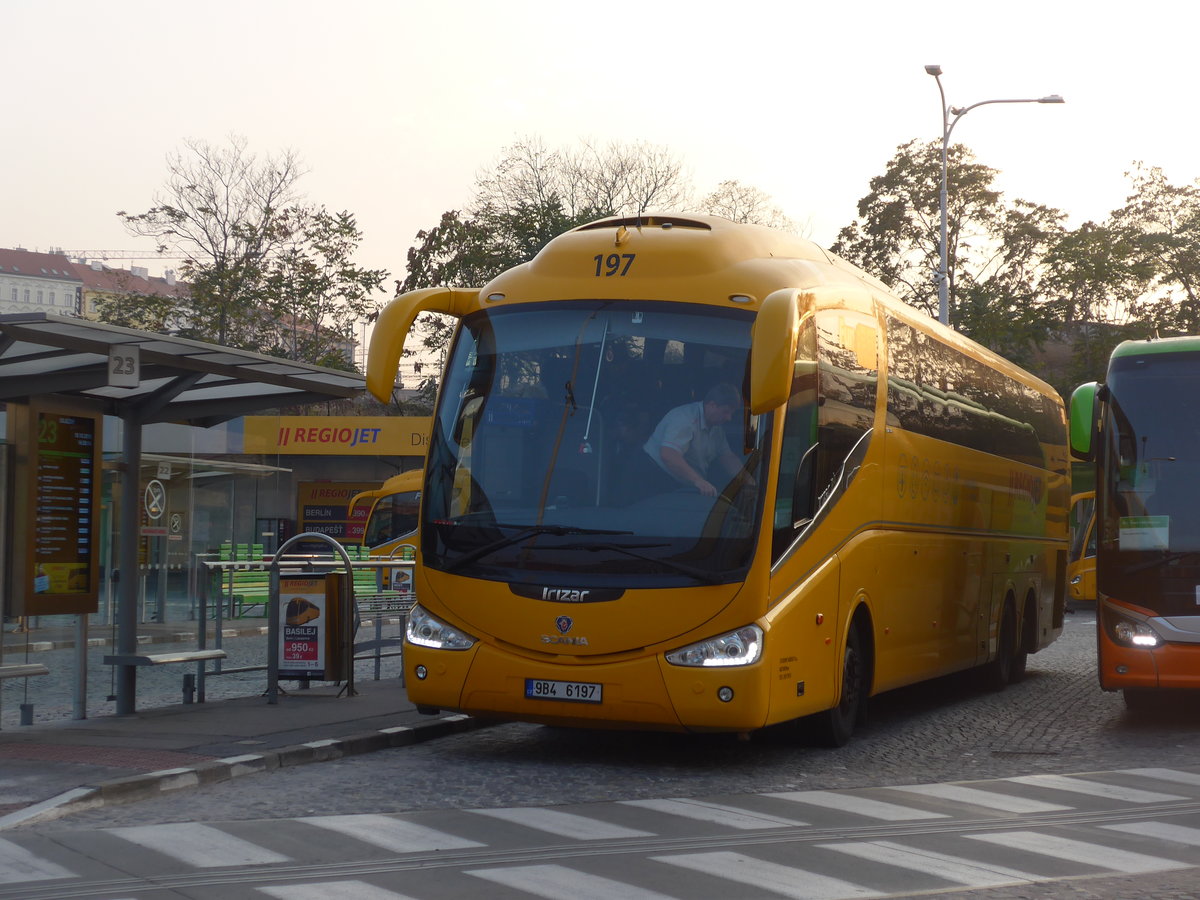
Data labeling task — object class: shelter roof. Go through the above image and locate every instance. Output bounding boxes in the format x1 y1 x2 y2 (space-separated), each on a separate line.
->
0 313 364 426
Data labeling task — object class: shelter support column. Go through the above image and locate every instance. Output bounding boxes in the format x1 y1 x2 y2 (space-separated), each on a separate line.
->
115 411 141 715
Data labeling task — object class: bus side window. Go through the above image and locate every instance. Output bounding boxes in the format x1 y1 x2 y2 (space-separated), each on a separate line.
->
813 311 877 504
772 323 818 562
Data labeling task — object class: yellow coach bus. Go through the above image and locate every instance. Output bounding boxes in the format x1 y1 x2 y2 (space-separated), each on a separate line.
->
367 214 1069 744
350 468 422 557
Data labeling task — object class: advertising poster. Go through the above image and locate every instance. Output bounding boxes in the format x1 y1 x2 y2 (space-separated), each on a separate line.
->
278 575 327 679
295 482 378 543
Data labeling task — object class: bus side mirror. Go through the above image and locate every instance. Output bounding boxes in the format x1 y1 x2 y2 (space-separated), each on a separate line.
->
366 287 480 402
749 289 802 415
1069 381 1099 461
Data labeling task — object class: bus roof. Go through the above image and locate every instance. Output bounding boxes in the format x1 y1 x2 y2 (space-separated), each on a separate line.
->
1112 335 1200 360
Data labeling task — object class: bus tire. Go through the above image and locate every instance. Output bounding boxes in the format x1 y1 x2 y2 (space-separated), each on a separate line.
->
1123 688 1161 713
1010 594 1035 685
982 603 1016 692
813 624 865 747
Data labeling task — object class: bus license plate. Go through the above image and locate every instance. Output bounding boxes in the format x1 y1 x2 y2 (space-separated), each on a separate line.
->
525 678 602 703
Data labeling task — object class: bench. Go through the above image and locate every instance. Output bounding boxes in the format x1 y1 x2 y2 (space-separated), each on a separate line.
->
104 649 227 667
228 570 271 617
103 649 228 704
0 663 49 680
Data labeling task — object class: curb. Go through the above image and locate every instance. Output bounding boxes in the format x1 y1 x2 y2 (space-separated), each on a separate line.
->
0 713 487 831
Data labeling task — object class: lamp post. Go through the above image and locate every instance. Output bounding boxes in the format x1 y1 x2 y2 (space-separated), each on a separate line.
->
925 64 1063 327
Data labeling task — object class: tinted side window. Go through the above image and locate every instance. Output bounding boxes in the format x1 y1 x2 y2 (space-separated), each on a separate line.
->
885 317 1055 466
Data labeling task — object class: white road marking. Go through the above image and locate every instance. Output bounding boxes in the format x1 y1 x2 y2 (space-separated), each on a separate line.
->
300 814 485 853
767 789 949 820
108 823 289 867
968 830 1191 873
469 806 654 839
470 863 680 899
619 798 807 829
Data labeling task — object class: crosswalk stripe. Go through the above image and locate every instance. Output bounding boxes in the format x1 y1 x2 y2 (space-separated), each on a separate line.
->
0 837 75 884
651 851 879 898
619 798 807 829
967 830 1192 873
108 823 289 867
1104 820 1200 846
300 814 485 853
470 863 679 899
818 839 1041 887
1120 767 1200 789
766 790 949 820
887 783 1071 813
469 807 654 839
1005 774 1186 803
259 880 418 899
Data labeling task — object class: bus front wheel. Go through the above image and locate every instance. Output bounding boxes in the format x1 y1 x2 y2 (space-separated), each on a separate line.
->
812 625 865 747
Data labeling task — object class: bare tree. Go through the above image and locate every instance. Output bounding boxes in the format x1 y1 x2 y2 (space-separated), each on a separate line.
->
701 179 795 229
118 135 304 348
471 137 693 222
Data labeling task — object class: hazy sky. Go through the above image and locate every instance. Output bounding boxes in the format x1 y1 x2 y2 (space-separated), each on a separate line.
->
5 0 1195 295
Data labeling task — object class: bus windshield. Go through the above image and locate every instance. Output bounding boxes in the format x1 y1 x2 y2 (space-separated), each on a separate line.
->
1098 350 1200 613
422 300 772 586
363 489 420 549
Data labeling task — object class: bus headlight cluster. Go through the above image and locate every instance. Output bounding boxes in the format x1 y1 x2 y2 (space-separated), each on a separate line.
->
665 624 763 668
406 604 477 651
1103 605 1161 649
1114 620 1161 648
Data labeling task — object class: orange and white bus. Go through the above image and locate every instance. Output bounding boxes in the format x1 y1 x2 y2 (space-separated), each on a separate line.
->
367 214 1069 744
1070 336 1200 709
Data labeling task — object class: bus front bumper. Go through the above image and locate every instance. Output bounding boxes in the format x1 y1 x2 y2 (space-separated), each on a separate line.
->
403 640 775 733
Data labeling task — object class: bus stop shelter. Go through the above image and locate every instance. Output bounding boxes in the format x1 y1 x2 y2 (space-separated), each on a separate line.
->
0 312 367 714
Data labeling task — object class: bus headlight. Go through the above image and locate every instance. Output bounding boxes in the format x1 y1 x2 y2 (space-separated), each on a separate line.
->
1103 605 1161 649
665 624 763 668
1113 620 1161 648
405 604 477 650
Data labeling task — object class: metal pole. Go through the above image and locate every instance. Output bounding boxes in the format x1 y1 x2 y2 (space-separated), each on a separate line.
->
115 412 141 715
925 65 1064 329
927 66 951 327
73 613 87 719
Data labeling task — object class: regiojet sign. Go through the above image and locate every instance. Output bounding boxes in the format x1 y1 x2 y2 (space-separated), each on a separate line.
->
242 416 431 456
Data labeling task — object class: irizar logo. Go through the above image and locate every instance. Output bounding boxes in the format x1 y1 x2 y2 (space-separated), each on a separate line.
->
542 587 591 603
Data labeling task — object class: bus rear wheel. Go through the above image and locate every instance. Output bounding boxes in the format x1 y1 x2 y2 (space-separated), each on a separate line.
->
982 604 1017 692
812 625 865 747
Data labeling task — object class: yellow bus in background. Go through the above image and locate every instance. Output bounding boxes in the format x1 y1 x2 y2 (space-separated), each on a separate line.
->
367 214 1069 744
349 468 422 588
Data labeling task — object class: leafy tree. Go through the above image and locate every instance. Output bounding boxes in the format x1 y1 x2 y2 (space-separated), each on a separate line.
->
1038 220 1153 391
262 208 388 370
1111 163 1200 335
89 272 182 333
832 139 1006 320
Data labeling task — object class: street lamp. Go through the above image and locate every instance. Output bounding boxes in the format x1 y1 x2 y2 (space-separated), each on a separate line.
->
925 64 1064 326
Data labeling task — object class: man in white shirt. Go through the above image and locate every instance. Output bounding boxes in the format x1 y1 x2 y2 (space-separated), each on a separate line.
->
643 383 745 497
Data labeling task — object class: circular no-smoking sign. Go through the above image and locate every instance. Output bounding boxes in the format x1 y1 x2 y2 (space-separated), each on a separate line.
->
144 479 166 520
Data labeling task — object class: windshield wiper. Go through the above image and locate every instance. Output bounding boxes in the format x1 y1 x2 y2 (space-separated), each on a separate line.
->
441 522 632 572
1124 550 1200 575
554 541 722 584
